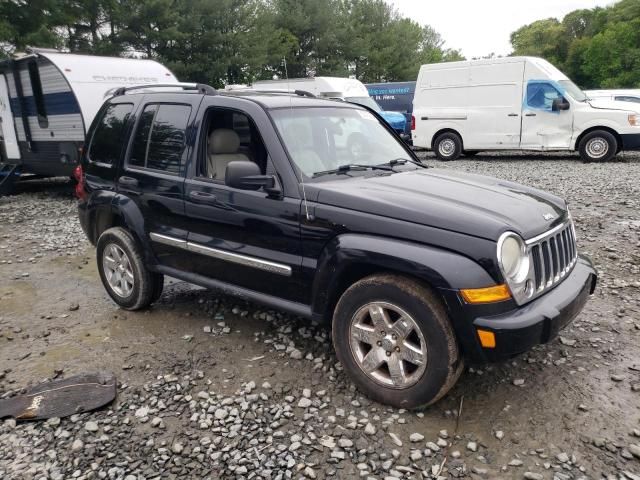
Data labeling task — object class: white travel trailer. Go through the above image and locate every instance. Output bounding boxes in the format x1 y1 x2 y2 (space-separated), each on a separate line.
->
0 48 178 193
585 89 640 104
412 57 640 162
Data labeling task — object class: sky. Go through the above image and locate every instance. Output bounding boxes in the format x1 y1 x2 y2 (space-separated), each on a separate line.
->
387 0 616 59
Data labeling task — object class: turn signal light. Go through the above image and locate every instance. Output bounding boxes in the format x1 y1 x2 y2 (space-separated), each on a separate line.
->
460 284 511 304
477 329 496 348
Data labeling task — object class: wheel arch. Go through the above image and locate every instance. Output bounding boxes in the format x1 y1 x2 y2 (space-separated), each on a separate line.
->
431 128 463 150
311 234 496 323
574 126 622 152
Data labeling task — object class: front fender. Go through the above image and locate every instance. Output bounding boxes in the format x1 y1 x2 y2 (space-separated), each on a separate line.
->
311 234 496 319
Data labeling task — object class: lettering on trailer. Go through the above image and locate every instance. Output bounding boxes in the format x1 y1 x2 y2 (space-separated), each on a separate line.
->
92 76 161 83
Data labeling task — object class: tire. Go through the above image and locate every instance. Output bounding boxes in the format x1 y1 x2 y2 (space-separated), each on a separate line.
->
433 132 462 161
96 227 161 310
579 130 617 163
332 274 462 408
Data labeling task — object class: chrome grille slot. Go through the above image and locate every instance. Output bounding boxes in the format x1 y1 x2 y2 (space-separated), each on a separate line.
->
526 220 578 297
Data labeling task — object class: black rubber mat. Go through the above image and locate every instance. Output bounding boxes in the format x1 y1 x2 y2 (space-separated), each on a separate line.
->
0 372 117 421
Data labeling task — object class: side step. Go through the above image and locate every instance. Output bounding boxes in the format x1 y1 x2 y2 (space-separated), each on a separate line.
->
0 163 20 196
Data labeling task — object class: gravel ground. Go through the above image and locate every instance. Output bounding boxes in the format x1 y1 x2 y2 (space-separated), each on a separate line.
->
0 153 639 480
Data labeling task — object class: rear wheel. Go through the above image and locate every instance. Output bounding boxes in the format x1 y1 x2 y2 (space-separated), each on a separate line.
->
332 274 462 408
579 130 617 163
434 132 462 161
96 227 163 310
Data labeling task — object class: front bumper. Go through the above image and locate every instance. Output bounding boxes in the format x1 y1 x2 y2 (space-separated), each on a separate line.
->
448 256 597 363
621 133 640 151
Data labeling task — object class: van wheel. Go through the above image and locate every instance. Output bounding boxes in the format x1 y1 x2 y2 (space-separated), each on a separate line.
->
434 132 462 161
332 274 462 409
579 130 617 163
96 227 162 310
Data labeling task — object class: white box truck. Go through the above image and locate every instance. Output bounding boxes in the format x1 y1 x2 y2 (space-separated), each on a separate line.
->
412 56 640 162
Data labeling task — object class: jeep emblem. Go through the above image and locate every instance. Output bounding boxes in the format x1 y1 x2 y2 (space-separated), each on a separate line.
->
543 213 555 221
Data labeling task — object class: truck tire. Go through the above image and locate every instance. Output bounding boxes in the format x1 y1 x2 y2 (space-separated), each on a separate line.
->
579 130 617 163
332 274 462 408
434 132 463 161
96 227 163 310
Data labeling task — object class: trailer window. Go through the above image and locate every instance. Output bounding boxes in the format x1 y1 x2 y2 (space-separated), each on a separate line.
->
88 103 134 165
128 103 191 175
28 61 48 128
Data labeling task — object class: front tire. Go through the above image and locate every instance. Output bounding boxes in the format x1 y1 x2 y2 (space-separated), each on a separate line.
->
332 274 462 408
579 130 617 163
96 227 163 310
433 132 462 161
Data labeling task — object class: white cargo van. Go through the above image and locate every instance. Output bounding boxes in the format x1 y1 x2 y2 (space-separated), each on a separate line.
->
412 57 640 162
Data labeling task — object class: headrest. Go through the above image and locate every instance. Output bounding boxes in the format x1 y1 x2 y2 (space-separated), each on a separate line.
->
209 129 240 154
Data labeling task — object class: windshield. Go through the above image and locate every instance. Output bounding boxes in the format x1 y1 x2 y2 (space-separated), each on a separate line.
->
272 107 412 178
558 80 587 102
345 96 382 112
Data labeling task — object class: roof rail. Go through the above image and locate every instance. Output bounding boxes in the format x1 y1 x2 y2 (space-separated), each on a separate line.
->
111 83 217 97
227 89 316 98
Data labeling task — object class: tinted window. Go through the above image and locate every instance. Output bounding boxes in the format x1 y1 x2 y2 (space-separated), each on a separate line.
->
88 103 133 165
129 105 156 168
615 96 640 104
129 104 190 175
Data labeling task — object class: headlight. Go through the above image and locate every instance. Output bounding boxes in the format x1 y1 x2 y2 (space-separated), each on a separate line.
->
629 114 640 126
497 232 529 284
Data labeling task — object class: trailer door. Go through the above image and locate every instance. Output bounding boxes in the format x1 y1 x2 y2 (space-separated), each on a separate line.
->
0 76 20 160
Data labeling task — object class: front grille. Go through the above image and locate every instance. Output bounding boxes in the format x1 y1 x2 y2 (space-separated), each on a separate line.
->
527 221 578 295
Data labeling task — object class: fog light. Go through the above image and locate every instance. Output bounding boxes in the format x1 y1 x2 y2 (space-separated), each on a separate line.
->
460 284 511 304
477 329 496 349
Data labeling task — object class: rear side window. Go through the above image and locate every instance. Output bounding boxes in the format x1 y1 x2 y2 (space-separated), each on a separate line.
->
128 103 191 175
88 103 133 165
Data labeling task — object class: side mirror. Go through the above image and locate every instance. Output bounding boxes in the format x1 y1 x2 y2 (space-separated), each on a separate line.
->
225 161 280 194
552 98 570 112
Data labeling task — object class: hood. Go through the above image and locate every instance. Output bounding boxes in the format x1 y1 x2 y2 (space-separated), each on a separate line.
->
380 111 407 129
588 98 640 113
312 169 567 241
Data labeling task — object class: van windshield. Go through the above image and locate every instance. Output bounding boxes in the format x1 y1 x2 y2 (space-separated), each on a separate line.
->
558 80 587 102
345 96 383 112
272 107 412 179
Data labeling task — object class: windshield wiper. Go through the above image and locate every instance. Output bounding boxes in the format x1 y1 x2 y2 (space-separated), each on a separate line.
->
312 163 393 178
379 157 427 169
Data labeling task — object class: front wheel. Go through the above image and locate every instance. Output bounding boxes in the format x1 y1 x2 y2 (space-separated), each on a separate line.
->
332 274 462 409
433 132 463 161
579 130 617 163
96 227 163 310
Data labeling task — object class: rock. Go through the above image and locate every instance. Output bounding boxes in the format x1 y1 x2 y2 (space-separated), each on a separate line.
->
172 442 184 454
409 433 425 442
611 374 625 382
71 439 84 452
513 378 525 386
467 441 478 452
214 408 228 420
495 430 504 440
508 459 523 466
84 421 99 432
524 473 544 480
297 397 312 408
338 438 353 448
290 349 303 360
68 303 79 311
388 432 402 446
629 444 640 458
304 466 316 479
556 452 569 463
134 406 149 418
364 423 376 435
410 450 422 461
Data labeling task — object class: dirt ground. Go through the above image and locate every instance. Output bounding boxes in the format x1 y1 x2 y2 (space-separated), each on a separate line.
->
1 152 639 480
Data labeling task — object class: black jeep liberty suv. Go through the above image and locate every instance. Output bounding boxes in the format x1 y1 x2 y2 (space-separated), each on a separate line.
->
77 84 597 408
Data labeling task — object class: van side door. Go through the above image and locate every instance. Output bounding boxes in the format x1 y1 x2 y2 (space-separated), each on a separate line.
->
118 94 202 271
520 81 573 150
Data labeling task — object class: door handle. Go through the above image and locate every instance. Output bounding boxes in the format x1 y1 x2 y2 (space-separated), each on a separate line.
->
525 113 537 117
189 190 217 204
508 113 519 117
118 176 138 187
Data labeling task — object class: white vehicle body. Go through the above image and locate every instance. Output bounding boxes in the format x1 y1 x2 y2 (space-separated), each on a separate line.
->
0 48 178 176
250 76 370 100
412 57 640 161
585 89 640 104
